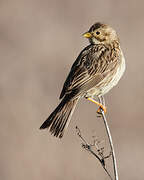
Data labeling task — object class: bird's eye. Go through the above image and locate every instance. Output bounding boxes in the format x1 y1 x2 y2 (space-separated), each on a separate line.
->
96 31 100 35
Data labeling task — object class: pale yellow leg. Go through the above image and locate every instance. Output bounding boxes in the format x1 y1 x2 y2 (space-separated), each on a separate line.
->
87 97 107 113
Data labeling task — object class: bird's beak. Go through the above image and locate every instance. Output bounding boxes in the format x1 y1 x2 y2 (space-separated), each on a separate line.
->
83 32 92 38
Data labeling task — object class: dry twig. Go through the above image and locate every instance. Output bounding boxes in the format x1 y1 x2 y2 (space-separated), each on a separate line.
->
76 126 113 180
76 96 119 180
98 96 118 180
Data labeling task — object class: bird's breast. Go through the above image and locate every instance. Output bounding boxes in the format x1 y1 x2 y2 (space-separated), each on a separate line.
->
85 50 126 98
99 50 126 95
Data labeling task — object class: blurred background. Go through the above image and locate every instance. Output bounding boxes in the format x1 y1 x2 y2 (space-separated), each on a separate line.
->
0 0 144 179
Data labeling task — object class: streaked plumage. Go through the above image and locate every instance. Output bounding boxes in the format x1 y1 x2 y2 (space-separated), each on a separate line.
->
40 22 125 138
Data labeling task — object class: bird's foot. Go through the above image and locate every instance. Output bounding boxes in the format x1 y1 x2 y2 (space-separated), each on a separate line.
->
97 105 107 114
87 97 107 114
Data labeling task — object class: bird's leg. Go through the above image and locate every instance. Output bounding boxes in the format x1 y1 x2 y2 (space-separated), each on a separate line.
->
100 96 105 106
96 96 106 114
87 96 106 114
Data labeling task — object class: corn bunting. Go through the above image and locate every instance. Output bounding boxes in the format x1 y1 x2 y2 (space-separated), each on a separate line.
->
40 22 126 138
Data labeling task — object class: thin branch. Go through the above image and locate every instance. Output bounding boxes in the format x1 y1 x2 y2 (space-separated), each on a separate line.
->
76 126 113 180
98 96 119 180
76 96 119 180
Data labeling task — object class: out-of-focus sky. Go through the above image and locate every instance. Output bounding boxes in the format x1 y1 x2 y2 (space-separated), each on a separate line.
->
0 0 144 180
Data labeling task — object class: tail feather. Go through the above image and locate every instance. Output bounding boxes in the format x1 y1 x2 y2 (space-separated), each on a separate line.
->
40 96 78 138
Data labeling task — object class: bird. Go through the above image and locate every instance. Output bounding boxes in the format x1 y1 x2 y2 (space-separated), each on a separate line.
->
40 22 126 138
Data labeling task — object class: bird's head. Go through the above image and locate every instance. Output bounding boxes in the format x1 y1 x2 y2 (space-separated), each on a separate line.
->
83 22 119 44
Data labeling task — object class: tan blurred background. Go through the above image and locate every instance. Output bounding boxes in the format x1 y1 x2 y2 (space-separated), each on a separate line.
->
0 0 144 179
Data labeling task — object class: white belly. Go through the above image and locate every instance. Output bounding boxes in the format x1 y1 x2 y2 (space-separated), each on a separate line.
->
86 51 126 97
100 53 125 95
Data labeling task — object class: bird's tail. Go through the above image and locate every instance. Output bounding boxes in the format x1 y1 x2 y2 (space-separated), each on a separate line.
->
40 95 78 138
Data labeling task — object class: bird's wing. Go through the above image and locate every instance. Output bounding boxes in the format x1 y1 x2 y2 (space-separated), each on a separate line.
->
59 44 120 99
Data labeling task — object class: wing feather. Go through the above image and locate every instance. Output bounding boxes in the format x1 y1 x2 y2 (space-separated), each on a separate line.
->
59 44 120 99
